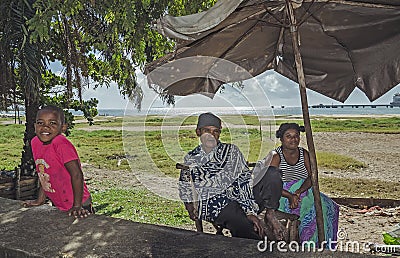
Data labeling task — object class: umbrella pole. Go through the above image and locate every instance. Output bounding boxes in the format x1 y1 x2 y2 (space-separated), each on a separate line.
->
285 0 325 245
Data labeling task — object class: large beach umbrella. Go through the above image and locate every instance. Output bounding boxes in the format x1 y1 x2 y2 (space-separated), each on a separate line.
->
144 0 400 243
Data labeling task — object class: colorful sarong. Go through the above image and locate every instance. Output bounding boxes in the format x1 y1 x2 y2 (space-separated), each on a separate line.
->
278 179 339 244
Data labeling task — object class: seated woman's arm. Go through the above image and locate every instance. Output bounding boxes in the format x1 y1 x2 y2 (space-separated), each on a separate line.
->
293 149 312 197
270 153 300 209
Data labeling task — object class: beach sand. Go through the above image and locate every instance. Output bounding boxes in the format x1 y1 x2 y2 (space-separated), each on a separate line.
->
309 132 400 249
308 132 400 183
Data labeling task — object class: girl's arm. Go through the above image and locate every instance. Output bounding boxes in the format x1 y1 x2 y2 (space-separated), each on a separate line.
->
22 185 46 207
65 160 90 218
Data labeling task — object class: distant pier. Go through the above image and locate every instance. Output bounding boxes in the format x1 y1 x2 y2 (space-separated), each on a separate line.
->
309 104 397 109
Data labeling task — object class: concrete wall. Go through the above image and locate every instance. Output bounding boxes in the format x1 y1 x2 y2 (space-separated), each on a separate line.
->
0 197 374 257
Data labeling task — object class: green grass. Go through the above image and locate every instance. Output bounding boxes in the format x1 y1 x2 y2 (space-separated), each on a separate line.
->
275 117 400 133
138 115 262 127
0 124 25 170
75 115 400 134
316 151 366 171
69 129 129 171
311 117 400 133
74 117 124 128
92 187 192 227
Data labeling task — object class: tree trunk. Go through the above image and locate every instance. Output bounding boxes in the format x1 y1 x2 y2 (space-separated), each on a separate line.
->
21 95 39 176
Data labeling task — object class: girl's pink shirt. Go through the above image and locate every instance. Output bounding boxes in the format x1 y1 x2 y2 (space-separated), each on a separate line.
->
31 134 91 211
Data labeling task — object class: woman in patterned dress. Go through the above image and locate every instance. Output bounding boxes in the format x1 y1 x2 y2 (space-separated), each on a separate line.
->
269 123 339 245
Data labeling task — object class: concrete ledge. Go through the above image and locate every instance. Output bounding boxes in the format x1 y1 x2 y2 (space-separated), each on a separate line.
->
0 197 374 257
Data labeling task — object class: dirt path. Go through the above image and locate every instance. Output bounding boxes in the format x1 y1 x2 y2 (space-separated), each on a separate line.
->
310 132 400 182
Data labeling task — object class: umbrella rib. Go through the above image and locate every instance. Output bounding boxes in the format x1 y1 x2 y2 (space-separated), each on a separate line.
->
255 18 288 29
307 0 399 9
273 26 287 70
297 0 321 27
251 6 289 29
230 3 288 29
183 8 267 50
262 4 287 27
184 9 270 59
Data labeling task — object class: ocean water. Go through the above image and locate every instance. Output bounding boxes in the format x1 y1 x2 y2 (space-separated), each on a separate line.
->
96 106 400 117
2 106 399 118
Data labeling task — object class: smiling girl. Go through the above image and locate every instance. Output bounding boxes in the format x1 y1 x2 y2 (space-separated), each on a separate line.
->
23 106 93 218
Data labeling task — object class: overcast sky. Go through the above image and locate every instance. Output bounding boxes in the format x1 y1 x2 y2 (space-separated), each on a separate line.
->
81 70 400 110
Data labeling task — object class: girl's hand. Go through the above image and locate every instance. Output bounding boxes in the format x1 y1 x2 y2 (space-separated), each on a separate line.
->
68 206 91 218
22 199 43 207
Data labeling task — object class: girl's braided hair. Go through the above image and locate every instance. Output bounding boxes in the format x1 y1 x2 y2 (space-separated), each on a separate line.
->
38 105 65 124
276 123 305 138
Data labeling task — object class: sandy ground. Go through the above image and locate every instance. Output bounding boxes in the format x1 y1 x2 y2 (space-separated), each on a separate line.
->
311 132 400 182
309 132 400 252
82 130 400 252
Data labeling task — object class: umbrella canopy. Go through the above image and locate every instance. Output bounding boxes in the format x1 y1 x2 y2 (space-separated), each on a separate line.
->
145 0 400 102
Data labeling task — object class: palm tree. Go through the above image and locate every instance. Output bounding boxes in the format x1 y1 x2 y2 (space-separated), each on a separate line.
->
0 0 47 173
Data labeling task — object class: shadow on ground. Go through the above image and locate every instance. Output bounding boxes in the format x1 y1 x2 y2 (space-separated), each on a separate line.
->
0 197 375 257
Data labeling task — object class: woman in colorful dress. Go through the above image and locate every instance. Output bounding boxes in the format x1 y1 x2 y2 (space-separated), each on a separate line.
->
269 123 339 245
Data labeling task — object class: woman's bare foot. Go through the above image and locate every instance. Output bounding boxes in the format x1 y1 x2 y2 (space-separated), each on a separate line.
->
264 209 286 241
